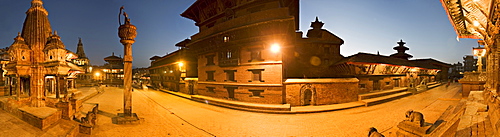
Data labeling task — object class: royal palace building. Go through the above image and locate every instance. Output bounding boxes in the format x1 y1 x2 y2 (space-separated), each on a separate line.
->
151 0 451 107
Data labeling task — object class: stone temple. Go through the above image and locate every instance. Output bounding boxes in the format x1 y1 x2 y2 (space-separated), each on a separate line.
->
1 0 90 131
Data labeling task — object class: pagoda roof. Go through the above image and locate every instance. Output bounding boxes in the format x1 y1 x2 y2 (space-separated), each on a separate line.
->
104 53 122 61
335 53 450 70
337 53 416 67
440 0 491 39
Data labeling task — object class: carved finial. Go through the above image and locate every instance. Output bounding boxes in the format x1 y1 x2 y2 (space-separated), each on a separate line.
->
397 39 406 46
14 32 24 41
124 12 131 24
310 17 324 29
112 52 115 56
119 6 124 25
118 6 130 25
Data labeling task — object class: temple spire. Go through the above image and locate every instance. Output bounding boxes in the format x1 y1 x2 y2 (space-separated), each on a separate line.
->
22 0 52 53
76 37 87 58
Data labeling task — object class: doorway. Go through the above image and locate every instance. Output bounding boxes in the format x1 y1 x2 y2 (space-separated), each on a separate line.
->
303 89 312 105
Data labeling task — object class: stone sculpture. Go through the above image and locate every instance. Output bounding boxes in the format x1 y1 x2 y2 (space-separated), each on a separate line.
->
368 127 385 137
405 110 425 127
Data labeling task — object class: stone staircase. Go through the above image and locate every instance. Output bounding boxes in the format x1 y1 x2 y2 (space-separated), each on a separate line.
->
359 82 443 107
359 87 412 107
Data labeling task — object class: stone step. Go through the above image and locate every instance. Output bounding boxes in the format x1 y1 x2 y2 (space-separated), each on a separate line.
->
74 103 98 122
358 88 408 101
428 101 467 136
362 92 412 107
44 119 80 136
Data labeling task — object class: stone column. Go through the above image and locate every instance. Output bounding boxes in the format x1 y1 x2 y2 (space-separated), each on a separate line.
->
122 42 133 117
16 76 20 99
30 65 45 107
117 8 139 123
55 75 60 99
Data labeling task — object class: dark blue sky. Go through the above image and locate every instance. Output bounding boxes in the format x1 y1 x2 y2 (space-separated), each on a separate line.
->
0 0 478 68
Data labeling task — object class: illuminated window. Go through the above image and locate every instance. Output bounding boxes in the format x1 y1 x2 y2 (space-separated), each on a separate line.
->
206 71 215 81
249 89 264 98
226 51 232 59
248 69 264 82
206 55 215 66
223 36 230 42
224 70 237 82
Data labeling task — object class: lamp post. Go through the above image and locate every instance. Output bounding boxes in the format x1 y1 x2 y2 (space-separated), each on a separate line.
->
116 7 140 123
473 44 485 72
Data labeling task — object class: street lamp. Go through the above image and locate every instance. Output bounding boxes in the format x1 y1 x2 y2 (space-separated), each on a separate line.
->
270 43 280 53
473 41 486 72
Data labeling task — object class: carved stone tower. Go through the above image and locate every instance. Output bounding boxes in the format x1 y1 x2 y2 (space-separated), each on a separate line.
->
73 38 90 70
5 0 80 107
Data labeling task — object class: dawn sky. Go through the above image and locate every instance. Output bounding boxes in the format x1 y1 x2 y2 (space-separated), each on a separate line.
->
0 0 478 68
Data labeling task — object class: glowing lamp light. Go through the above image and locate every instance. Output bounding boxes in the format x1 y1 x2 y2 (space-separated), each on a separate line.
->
95 72 101 77
271 43 280 53
473 20 480 27
473 46 486 57
178 62 184 67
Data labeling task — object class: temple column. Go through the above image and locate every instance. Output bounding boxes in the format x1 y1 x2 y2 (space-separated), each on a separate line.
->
30 65 45 107
55 75 60 99
16 76 20 99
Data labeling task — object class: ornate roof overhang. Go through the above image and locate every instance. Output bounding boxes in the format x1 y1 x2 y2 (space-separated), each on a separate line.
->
441 0 492 39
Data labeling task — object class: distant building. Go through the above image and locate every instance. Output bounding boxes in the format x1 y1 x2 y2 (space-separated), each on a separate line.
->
149 45 197 93
132 67 150 88
101 53 123 86
449 62 464 80
72 38 94 86
463 55 477 72
331 40 450 94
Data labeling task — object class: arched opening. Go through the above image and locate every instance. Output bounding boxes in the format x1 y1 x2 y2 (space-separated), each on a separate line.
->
300 84 316 106
303 89 312 106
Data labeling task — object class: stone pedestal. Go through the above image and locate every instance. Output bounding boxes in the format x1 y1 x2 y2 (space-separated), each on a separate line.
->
397 120 432 137
56 101 73 120
18 107 61 130
115 113 142 124
459 81 486 98
79 124 93 135
459 72 486 98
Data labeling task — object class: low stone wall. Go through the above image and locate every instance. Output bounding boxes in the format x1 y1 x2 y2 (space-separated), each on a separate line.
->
284 78 359 106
